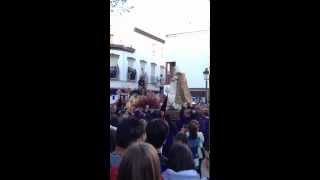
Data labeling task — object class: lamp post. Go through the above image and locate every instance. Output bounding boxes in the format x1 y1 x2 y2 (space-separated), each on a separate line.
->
203 68 209 104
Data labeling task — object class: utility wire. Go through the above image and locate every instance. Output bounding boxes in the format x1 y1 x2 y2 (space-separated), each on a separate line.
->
166 30 209 37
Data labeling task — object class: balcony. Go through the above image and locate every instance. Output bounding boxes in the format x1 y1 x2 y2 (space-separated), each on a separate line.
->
127 67 137 82
110 66 119 80
110 44 135 53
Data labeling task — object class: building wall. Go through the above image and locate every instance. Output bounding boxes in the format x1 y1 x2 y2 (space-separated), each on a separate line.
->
110 49 164 91
189 88 208 103
109 28 167 104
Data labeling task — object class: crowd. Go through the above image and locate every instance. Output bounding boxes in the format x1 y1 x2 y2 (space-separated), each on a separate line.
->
109 97 210 180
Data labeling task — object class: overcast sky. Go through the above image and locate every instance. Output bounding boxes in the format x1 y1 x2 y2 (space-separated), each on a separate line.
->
111 0 210 88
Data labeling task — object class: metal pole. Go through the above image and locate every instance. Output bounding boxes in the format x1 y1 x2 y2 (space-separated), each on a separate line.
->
205 79 208 104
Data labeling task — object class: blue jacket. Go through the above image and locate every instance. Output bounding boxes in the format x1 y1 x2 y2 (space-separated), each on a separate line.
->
162 169 200 180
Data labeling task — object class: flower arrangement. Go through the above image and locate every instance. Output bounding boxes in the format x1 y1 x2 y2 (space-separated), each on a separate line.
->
126 93 161 112
133 94 160 109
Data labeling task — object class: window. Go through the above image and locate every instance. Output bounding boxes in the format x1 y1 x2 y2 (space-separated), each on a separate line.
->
127 57 137 81
110 54 119 79
150 63 157 84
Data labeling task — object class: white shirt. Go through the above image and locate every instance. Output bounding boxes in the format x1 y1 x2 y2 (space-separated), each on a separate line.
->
186 132 205 167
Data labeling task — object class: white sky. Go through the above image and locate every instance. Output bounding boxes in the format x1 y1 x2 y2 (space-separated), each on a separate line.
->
111 0 210 88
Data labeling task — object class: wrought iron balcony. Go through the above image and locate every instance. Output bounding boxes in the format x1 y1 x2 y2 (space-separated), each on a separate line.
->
110 66 119 80
127 67 137 81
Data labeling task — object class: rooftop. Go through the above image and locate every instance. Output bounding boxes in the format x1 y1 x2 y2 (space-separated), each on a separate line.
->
134 27 165 44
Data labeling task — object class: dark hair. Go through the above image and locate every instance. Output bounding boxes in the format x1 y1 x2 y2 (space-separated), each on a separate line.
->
118 143 161 180
175 132 188 144
146 119 169 149
110 113 120 127
110 127 117 152
168 143 194 171
188 120 199 139
151 110 160 119
116 118 146 148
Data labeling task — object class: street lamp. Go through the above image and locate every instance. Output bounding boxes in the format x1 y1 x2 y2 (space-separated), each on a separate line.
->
203 68 209 104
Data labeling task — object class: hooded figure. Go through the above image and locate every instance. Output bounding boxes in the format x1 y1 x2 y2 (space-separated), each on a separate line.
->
160 96 168 120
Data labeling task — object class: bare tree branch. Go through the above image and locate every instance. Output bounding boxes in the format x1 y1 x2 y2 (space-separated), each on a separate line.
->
110 0 133 15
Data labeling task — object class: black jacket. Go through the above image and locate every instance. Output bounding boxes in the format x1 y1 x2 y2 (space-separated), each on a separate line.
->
158 153 168 172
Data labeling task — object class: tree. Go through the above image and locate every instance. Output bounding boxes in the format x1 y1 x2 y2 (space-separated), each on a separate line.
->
110 0 134 15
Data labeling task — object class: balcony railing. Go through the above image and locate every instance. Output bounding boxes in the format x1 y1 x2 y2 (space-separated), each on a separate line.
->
110 66 119 80
127 67 137 81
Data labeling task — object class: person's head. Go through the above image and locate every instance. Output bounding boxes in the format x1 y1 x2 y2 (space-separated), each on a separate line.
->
168 143 194 172
200 108 209 117
157 110 163 118
110 127 117 152
110 113 119 127
175 132 188 145
118 142 161 180
133 109 140 118
188 120 200 139
146 119 169 150
116 118 147 149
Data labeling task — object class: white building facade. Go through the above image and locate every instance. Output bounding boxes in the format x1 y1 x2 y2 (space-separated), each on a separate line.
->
110 26 167 104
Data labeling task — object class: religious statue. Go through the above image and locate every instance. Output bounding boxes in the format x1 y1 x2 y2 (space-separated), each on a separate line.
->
165 66 192 110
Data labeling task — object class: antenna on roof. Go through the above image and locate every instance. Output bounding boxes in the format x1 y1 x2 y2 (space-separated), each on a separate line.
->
165 30 209 38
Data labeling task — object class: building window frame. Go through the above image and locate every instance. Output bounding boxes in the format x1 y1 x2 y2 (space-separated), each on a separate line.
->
110 53 120 80
127 57 137 82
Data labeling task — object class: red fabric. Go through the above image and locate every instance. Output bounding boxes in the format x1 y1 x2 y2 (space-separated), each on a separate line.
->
110 167 119 180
